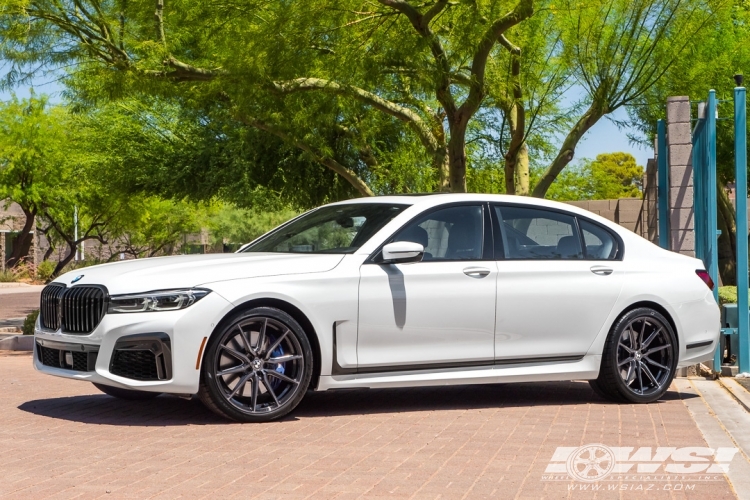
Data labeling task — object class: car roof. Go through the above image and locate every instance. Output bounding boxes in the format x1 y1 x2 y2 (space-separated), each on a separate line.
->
328 193 583 210
326 193 635 238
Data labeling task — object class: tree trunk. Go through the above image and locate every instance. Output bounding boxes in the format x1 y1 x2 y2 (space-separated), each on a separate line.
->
717 183 738 286
6 206 37 268
51 243 76 280
532 104 605 198
514 143 529 195
436 147 451 192
447 121 468 193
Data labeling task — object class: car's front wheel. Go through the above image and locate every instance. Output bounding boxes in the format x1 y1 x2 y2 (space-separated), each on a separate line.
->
93 383 161 400
593 307 678 403
198 307 313 422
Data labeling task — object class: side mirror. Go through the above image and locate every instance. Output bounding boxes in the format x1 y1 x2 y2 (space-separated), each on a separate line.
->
382 241 424 264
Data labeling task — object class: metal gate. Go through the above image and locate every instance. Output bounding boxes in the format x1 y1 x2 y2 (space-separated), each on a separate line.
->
656 86 749 373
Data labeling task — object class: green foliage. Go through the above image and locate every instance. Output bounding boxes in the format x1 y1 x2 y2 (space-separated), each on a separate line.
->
0 269 15 282
22 310 38 335
206 205 299 246
545 153 644 201
719 286 738 305
36 260 55 283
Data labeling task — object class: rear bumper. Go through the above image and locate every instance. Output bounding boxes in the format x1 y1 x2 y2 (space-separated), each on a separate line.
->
674 291 721 368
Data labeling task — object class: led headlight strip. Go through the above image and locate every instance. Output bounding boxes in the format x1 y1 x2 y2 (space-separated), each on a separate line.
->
107 289 210 313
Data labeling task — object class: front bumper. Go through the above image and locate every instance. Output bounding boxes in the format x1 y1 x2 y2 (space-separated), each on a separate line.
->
33 291 234 394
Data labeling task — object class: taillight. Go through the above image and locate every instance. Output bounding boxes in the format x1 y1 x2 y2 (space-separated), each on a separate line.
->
696 270 715 290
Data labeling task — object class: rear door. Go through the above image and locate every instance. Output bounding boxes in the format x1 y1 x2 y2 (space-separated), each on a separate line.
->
492 204 625 362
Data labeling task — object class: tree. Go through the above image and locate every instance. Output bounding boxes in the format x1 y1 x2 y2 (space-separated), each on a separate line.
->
0 0 537 195
528 0 721 198
628 0 750 284
107 198 202 259
0 95 68 267
544 152 644 201
206 205 299 249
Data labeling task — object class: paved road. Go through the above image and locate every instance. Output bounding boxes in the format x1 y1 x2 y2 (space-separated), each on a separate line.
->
0 353 740 499
0 285 42 327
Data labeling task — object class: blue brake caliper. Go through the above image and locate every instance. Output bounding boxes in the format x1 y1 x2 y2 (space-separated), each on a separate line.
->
270 341 285 389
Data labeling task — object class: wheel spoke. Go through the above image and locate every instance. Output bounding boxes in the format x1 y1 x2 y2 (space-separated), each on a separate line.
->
641 327 662 350
268 354 303 364
639 319 648 348
217 364 247 377
644 344 670 356
623 360 635 385
220 345 251 364
228 373 252 398
251 372 259 411
637 362 644 394
618 357 634 367
266 370 300 385
257 318 268 354
238 324 257 357
264 330 290 360
641 362 660 387
643 357 668 371
261 372 280 406
618 342 635 354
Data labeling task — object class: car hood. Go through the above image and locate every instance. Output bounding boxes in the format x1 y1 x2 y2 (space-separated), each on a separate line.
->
54 253 346 295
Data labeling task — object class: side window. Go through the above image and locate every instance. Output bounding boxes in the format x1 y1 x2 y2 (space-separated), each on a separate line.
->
392 205 484 261
579 219 619 260
494 206 582 260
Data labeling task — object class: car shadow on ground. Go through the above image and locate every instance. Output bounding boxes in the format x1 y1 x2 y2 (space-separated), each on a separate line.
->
17 380 696 427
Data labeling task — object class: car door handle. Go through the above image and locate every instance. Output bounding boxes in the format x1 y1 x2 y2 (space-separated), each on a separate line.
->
463 267 491 278
590 265 613 276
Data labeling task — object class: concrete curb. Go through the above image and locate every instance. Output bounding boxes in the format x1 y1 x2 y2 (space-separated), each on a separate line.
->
0 335 33 351
0 283 33 288
720 377 750 414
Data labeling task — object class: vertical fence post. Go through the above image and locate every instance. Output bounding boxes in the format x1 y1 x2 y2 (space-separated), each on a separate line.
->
657 120 670 249
707 90 721 371
735 86 749 374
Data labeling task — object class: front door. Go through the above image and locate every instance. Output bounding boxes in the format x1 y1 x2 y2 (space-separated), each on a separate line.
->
357 204 497 371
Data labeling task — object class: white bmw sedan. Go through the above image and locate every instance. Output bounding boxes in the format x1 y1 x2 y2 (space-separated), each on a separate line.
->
34 194 719 422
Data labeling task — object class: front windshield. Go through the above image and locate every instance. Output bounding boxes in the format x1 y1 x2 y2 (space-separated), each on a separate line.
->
243 203 409 254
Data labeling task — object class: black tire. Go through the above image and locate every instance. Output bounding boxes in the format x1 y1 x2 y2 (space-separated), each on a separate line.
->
594 307 678 403
198 307 313 423
588 379 624 402
93 382 161 400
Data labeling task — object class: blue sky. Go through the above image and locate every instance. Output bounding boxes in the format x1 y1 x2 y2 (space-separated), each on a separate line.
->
2 79 653 169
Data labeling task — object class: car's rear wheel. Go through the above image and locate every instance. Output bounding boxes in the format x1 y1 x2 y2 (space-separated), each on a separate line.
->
93 383 161 400
594 307 677 403
198 307 313 422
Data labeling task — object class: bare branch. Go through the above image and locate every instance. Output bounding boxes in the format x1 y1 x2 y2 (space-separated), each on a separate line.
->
240 115 374 197
273 77 440 154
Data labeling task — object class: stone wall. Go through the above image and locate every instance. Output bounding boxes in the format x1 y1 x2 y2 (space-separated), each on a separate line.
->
666 96 695 256
564 198 653 240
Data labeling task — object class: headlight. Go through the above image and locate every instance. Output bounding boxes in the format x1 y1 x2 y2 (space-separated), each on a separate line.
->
107 288 210 314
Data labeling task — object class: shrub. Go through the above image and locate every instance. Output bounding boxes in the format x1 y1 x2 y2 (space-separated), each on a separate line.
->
23 310 39 335
0 269 16 282
36 260 56 283
717 286 750 306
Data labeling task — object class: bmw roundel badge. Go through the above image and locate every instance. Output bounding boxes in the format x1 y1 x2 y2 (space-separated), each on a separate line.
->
71 275 84 284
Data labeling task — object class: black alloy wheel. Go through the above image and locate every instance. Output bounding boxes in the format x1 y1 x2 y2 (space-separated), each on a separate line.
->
591 307 677 403
198 307 313 422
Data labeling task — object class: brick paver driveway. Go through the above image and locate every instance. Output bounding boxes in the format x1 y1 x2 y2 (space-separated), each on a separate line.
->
0 352 736 499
